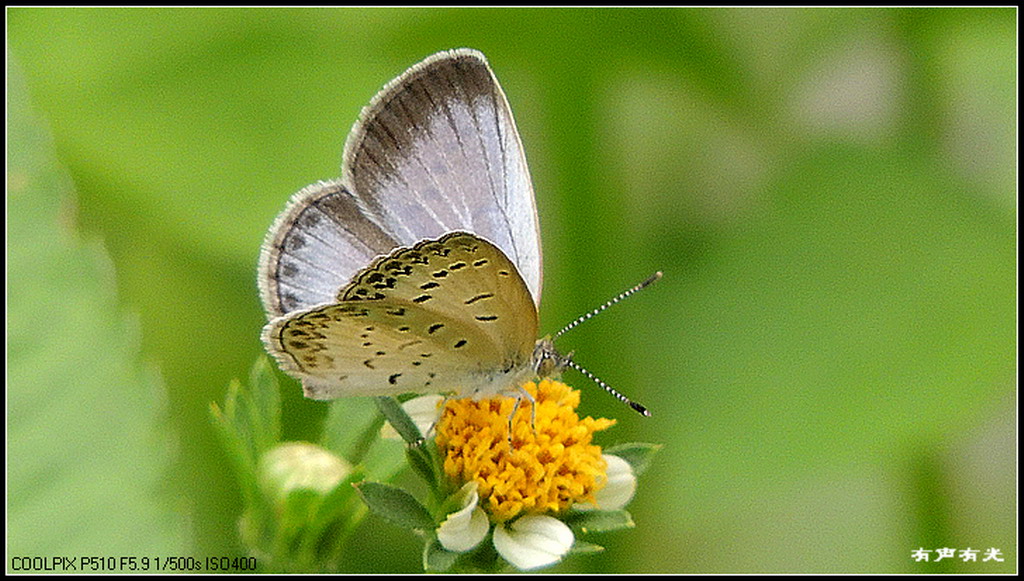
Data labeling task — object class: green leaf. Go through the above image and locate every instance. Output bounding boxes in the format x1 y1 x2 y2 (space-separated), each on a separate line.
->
6 53 187 562
307 468 367 536
246 357 283 447
322 396 406 484
211 358 282 454
354 481 435 533
602 442 662 476
565 509 636 535
279 489 324 534
569 540 606 555
423 538 460 573
405 442 441 490
374 396 425 445
210 357 283 500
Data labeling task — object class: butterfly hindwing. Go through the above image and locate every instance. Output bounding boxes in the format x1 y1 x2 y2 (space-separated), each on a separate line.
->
340 232 537 358
258 180 400 317
264 300 506 398
262 232 538 398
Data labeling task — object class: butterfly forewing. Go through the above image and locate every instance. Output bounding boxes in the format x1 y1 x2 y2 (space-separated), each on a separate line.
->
343 49 542 306
263 232 538 399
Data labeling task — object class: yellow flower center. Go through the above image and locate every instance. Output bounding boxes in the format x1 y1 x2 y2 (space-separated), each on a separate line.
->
436 379 615 522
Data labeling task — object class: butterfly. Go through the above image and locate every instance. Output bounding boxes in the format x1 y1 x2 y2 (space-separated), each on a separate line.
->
258 49 652 415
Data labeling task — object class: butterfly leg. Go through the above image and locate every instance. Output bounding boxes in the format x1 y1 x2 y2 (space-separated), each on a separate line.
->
506 385 537 446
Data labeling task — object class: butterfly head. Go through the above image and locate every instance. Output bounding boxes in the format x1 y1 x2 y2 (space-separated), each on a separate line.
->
526 272 663 418
532 336 567 379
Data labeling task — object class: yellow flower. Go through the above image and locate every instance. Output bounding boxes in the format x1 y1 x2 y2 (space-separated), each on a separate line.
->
378 381 649 571
436 379 615 522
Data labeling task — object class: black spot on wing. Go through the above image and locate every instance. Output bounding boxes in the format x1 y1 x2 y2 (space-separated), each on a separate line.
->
465 293 494 305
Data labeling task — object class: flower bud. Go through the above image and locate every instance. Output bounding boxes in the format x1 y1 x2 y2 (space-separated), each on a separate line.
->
258 442 350 502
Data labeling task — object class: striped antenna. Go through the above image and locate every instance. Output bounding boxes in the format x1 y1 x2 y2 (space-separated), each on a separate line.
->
553 271 663 340
561 357 651 417
551 271 662 417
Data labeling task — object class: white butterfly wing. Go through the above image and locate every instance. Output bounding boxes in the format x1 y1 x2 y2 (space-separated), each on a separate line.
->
342 49 543 306
260 49 542 322
258 180 399 317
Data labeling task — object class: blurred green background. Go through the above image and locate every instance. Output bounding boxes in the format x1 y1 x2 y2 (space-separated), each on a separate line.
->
7 7 1015 573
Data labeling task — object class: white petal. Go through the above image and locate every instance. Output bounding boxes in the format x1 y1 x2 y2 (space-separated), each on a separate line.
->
379 394 445 439
575 454 636 511
437 482 488 552
493 515 574 571
437 506 489 552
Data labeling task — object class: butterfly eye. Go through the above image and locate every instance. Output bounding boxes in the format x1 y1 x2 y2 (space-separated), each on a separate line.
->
531 338 562 378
